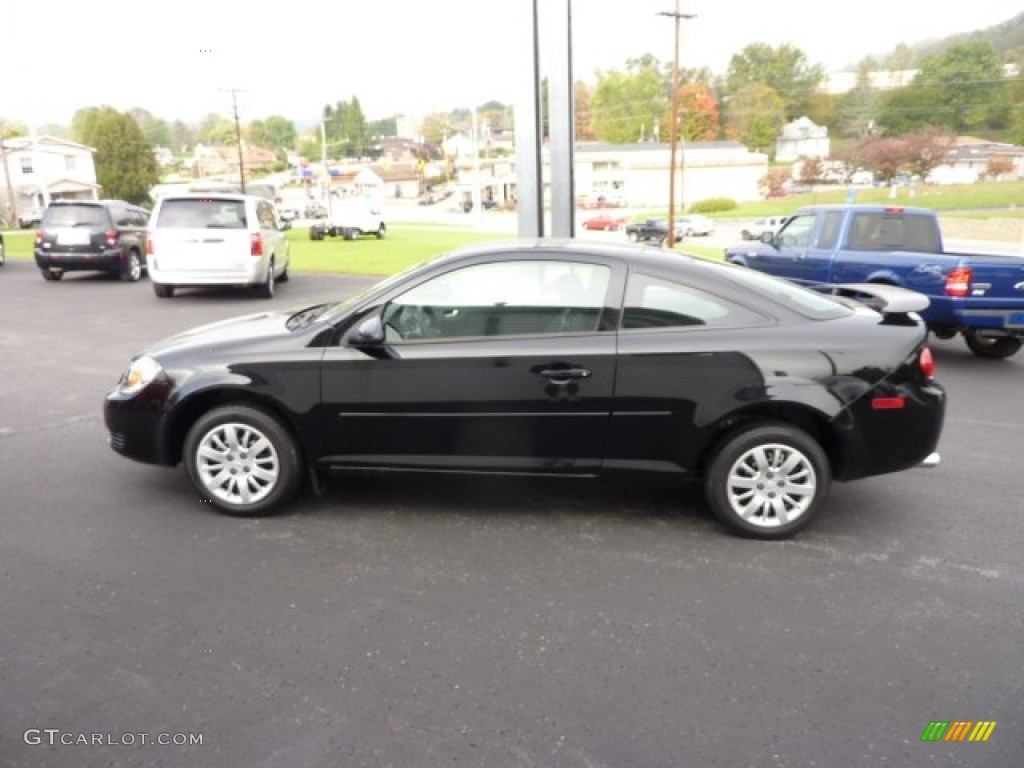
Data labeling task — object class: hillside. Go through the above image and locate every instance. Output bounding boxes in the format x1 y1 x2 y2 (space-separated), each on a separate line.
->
905 11 1024 63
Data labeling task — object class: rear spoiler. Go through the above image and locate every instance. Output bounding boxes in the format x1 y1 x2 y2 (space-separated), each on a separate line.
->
811 283 930 322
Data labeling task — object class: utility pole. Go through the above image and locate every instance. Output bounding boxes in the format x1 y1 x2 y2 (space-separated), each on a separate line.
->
0 137 19 229
658 2 695 248
222 88 246 193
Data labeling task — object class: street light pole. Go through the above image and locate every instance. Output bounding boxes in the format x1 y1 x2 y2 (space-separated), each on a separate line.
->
658 2 695 249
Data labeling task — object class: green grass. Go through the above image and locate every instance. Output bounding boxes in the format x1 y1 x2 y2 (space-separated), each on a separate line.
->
3 231 35 259
287 227 508 276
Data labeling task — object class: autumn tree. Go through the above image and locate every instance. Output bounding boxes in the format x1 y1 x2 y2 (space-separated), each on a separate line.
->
902 126 956 179
661 83 720 142
575 81 596 141
985 155 1015 179
72 107 158 204
856 136 907 183
724 43 825 121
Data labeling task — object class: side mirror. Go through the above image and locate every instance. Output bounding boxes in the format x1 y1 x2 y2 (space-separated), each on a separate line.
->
760 231 776 246
348 313 386 346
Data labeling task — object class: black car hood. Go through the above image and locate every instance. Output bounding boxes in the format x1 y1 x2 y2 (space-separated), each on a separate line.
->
141 309 299 359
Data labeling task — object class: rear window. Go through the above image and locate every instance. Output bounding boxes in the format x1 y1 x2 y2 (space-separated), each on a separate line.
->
847 212 939 253
155 199 248 229
42 204 109 228
706 261 851 321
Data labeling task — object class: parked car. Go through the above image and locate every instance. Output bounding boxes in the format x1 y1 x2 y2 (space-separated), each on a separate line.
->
303 202 328 219
146 193 291 299
18 207 43 229
0 232 5 267
582 214 628 231
624 218 683 244
741 216 790 241
309 203 386 241
278 206 299 223
104 240 945 539
725 204 1024 359
677 214 715 237
34 200 150 282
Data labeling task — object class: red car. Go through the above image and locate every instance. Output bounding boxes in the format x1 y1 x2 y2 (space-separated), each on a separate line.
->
582 214 628 231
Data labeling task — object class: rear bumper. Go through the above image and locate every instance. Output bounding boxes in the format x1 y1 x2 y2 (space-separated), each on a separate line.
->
35 248 127 272
149 261 267 286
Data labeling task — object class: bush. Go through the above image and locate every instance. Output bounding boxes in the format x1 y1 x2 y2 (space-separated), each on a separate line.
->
690 197 738 213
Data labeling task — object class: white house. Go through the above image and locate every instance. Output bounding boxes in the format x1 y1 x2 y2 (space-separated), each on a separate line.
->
0 135 100 225
775 117 830 162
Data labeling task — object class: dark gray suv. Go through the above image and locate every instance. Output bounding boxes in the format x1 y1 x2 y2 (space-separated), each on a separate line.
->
34 200 150 282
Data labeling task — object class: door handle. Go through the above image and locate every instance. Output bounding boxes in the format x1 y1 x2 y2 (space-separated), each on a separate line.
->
537 367 592 382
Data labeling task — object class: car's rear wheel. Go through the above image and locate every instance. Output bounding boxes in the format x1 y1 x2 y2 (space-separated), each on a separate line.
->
255 259 275 299
628 231 640 243
41 268 63 281
706 423 830 539
121 251 142 282
963 331 1022 360
278 260 290 282
376 223 386 239
184 405 301 517
153 283 175 298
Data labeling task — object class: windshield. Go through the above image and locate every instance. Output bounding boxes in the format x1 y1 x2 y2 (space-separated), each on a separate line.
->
42 205 108 228
156 199 247 229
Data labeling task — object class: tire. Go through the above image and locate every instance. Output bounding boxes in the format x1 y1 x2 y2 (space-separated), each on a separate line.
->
964 331 1022 360
344 228 358 241
153 283 175 298
309 227 322 241
183 405 302 517
120 251 142 282
628 231 640 243
376 223 386 239
255 259 275 299
705 422 830 539
278 260 290 283
0 238 5 266
41 268 63 281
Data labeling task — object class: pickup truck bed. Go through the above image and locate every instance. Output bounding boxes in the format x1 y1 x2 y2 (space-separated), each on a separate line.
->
725 205 1024 359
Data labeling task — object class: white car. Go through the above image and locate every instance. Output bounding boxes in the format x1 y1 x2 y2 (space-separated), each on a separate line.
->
677 214 715 237
741 216 790 241
147 193 291 299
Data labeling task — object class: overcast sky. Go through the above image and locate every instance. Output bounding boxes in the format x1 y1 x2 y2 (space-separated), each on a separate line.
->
2 0 1016 128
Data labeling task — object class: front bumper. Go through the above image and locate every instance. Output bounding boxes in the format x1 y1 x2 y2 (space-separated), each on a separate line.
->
104 385 176 466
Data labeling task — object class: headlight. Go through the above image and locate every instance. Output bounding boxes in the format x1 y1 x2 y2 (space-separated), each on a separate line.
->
117 356 163 395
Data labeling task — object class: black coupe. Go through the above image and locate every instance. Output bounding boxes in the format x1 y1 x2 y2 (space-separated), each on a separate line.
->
105 241 945 538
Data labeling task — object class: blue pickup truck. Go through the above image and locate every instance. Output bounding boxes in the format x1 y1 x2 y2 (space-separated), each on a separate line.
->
725 204 1024 359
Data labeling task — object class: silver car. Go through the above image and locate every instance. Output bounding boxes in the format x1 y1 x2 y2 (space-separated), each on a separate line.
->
147 193 291 299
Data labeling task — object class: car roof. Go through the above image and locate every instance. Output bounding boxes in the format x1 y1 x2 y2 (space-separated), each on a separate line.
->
156 192 267 203
430 238 703 273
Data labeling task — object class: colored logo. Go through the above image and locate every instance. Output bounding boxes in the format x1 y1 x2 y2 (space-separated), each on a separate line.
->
921 721 997 742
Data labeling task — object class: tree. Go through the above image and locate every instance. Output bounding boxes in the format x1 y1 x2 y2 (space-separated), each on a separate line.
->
575 81 596 141
894 41 1008 133
661 83 720 142
168 120 195 153
590 56 667 143
196 113 236 145
724 84 786 153
724 43 825 121
836 57 884 139
986 155 1015 179
0 119 28 139
324 97 370 158
877 84 936 136
797 155 824 184
128 108 171 147
902 126 956 179
73 107 158 204
759 167 791 197
856 136 907 183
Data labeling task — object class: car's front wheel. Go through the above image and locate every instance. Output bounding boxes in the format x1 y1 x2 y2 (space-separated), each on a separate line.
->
183 405 302 517
376 223 386 239
153 283 175 298
705 423 830 539
627 231 640 243
963 331 1022 360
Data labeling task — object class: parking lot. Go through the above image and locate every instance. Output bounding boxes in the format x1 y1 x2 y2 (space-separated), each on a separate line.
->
2 258 1023 767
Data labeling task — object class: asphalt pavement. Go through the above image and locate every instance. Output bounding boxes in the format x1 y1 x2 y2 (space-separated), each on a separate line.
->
1 258 1022 767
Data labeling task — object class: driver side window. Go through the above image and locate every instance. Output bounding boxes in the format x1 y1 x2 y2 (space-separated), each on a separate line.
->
778 215 815 247
382 260 611 341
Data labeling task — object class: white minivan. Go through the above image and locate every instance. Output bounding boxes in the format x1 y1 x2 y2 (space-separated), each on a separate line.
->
147 193 291 298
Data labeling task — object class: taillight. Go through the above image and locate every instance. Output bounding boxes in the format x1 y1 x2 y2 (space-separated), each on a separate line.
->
146 234 154 255
106 229 119 247
250 234 264 257
35 230 43 246
919 347 936 380
944 266 971 297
